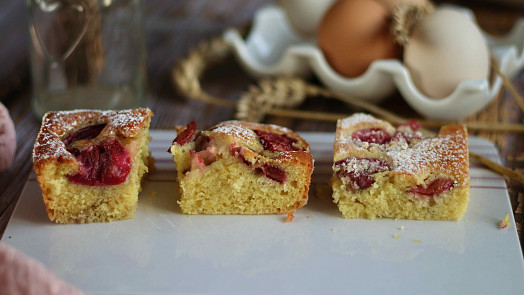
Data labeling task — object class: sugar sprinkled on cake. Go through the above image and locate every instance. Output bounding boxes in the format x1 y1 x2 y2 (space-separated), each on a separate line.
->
212 123 256 142
331 113 470 220
339 113 382 129
34 109 151 165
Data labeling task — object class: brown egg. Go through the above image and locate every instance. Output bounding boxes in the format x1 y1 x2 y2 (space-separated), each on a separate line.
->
317 0 400 78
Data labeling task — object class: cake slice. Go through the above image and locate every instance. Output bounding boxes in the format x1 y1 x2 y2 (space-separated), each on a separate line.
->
168 121 313 214
33 108 153 223
331 113 470 220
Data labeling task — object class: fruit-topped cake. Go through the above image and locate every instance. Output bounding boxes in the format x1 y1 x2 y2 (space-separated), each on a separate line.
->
331 113 470 220
33 108 153 223
168 120 314 214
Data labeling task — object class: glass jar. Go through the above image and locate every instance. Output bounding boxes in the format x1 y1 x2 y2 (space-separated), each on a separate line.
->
26 0 147 117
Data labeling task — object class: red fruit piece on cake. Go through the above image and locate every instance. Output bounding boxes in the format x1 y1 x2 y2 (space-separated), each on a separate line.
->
67 137 132 186
173 121 196 145
334 157 390 190
168 121 313 214
351 128 392 144
331 113 470 220
33 108 153 223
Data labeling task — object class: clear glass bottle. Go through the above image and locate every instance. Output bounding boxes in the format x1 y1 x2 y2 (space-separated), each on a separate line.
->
26 0 147 117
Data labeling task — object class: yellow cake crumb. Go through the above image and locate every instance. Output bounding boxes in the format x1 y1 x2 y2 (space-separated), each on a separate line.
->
393 234 400 239
500 213 511 229
412 239 422 243
285 212 295 223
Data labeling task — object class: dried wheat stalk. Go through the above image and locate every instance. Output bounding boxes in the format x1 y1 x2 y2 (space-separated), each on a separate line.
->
492 59 524 114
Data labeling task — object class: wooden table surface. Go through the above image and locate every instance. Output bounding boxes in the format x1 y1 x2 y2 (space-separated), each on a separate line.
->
0 0 523 254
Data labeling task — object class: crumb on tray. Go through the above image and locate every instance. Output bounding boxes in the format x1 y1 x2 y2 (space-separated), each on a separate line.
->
285 212 294 223
500 212 511 229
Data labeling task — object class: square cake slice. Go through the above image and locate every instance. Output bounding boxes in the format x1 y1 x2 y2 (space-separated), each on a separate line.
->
168 121 314 214
33 108 153 223
331 113 470 220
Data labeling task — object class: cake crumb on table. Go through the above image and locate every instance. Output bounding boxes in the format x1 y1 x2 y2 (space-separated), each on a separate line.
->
393 234 400 239
411 239 422 243
285 212 294 222
500 213 511 229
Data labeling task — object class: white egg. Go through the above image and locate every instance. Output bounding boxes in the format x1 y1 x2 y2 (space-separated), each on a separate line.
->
404 8 490 99
277 0 335 36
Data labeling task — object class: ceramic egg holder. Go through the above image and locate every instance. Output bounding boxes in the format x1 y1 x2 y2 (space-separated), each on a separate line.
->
224 4 524 120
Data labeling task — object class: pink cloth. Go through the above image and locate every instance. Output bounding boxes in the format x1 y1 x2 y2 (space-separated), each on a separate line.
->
0 102 16 172
0 242 88 295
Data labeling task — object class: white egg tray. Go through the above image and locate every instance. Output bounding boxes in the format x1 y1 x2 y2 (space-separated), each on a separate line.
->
224 4 524 120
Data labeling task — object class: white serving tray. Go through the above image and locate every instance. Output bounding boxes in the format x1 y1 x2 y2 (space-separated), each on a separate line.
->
3 130 524 294
224 4 524 120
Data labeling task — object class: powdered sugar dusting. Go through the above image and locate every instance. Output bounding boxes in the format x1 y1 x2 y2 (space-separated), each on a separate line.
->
339 113 382 130
33 128 73 164
335 114 469 183
107 109 150 136
264 123 294 135
212 123 256 142
33 109 152 167
211 121 307 151
388 132 468 182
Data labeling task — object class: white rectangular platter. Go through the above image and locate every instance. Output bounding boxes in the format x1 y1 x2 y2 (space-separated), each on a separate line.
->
3 131 524 294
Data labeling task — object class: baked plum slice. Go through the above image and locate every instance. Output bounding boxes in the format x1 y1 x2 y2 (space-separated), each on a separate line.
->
351 128 391 144
255 130 304 152
410 178 456 200
63 123 106 146
260 164 286 183
334 157 390 190
352 121 422 145
173 121 197 145
230 145 287 183
67 137 131 186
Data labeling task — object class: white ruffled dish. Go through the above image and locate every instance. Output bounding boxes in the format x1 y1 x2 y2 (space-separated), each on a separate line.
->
224 4 524 120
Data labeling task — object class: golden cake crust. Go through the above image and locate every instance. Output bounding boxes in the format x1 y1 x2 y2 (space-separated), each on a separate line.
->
33 108 153 174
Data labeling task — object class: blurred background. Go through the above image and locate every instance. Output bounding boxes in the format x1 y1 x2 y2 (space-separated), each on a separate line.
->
1 0 523 114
